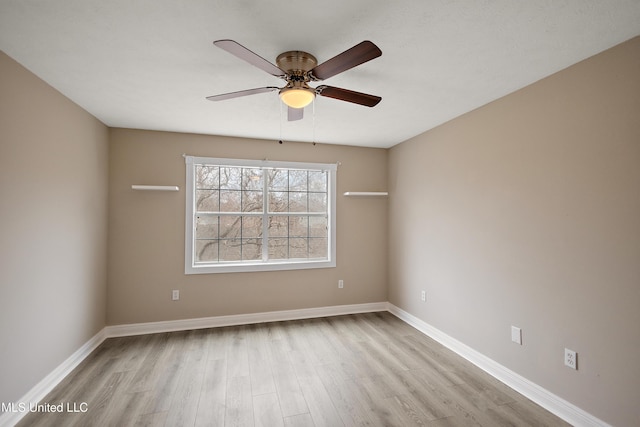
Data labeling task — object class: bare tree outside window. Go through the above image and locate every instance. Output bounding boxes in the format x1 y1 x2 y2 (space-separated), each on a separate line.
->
193 163 329 265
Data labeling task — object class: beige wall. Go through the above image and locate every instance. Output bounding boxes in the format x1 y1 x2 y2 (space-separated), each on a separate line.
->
0 52 109 404
107 129 388 325
388 36 640 426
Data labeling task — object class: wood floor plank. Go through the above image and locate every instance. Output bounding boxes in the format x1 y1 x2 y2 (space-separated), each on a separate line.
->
109 334 154 373
426 415 476 427
289 349 318 381
249 354 277 396
283 413 315 427
246 323 275 364
436 383 496 426
356 339 413 374
253 392 285 427
503 399 572 427
206 325 232 361
305 320 347 363
392 370 455 420
227 325 251 379
314 363 376 426
400 366 457 393
325 314 369 343
280 321 306 353
484 404 542 427
298 376 344 427
264 320 287 342
126 332 173 393
314 317 357 357
107 390 151 426
135 410 168 426
164 332 208 427
352 313 399 345
225 375 254 427
271 361 309 418
350 375 405 426
245 323 280 399
15 312 571 427
140 332 192 415
386 393 438 426
194 358 227 427
70 370 135 427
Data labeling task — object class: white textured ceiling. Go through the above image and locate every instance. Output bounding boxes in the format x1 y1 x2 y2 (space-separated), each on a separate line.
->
1 1 639 148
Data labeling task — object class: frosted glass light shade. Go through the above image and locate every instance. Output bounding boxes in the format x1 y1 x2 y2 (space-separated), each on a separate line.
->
279 88 315 109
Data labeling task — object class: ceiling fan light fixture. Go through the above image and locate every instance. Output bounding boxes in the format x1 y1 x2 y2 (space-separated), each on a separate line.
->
208 40 382 119
279 87 315 109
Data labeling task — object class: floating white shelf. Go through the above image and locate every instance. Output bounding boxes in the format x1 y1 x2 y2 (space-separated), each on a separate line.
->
343 192 388 197
131 185 180 192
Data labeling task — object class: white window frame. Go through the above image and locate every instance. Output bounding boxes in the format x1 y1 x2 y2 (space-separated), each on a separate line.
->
185 156 337 274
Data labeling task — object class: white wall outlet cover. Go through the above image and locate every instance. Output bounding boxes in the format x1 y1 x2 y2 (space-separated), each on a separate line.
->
565 348 577 369
511 326 522 345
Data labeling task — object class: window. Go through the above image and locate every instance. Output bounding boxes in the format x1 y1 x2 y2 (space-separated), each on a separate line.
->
185 156 336 274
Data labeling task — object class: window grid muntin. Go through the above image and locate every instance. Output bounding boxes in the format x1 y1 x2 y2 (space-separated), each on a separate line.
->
193 163 329 266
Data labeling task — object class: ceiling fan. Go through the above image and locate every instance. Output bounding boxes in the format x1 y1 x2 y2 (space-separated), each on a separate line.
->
206 39 382 121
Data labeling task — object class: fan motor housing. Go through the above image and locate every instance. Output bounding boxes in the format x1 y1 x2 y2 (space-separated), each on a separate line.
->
276 51 318 73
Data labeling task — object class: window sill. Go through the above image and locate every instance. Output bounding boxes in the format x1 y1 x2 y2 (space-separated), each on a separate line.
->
185 259 336 274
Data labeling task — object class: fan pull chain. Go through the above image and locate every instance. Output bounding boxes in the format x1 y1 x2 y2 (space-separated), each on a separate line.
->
278 100 283 144
312 98 316 146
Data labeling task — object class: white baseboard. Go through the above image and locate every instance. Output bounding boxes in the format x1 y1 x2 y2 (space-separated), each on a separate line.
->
0 328 107 427
387 303 610 427
105 302 388 337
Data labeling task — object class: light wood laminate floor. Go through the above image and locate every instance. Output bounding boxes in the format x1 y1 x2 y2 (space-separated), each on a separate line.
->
16 312 570 426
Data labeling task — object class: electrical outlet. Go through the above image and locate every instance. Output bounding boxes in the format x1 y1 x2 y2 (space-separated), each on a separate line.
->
338 279 344 289
172 290 180 301
511 326 522 345
421 290 426 302
564 348 577 370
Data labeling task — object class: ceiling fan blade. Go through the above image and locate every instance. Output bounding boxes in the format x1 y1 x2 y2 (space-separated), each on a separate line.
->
214 40 285 77
310 41 382 80
316 85 381 107
288 107 304 121
206 87 279 101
